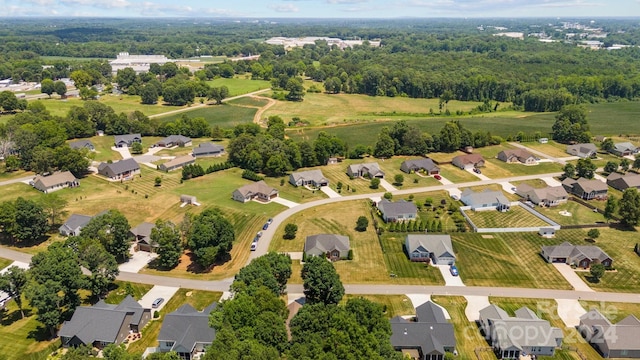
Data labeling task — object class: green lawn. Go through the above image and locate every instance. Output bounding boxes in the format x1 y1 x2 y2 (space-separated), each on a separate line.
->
481 158 564 178
31 95 188 118
463 206 552 229
536 201 606 226
205 77 271 97
157 103 256 128
519 140 572 158
341 295 415 319
376 157 441 189
226 96 269 108
262 176 328 204
379 233 445 285
0 168 35 181
104 281 154 304
579 301 640 323
438 164 480 183
0 257 13 269
452 232 572 289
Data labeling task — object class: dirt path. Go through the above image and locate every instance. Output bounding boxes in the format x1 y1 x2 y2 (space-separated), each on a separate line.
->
253 96 277 127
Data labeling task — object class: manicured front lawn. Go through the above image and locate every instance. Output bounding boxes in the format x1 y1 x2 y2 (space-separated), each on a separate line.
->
262 175 328 204
438 164 480 183
482 158 564 178
379 233 445 285
463 206 551 229
104 281 154 304
341 295 415 319
0 257 13 270
0 298 59 360
0 168 34 181
536 201 606 226
376 156 441 189
519 140 572 158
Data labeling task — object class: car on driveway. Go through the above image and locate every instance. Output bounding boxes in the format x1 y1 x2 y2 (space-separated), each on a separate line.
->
262 223 269 230
434 174 442 180
152 298 164 308
250 242 257 251
450 265 459 276
473 168 481 174
451 194 459 201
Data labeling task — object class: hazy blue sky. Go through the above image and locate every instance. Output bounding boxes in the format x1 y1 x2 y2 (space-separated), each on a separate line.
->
2 0 638 18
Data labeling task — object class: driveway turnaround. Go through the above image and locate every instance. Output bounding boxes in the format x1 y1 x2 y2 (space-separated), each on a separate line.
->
379 179 397 192
320 186 341 198
556 299 587 328
553 264 594 292
407 294 451 319
271 197 300 208
464 295 491 321
138 285 179 312
119 248 158 273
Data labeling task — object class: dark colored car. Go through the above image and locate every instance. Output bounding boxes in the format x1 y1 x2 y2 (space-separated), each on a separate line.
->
262 223 269 230
473 168 481 174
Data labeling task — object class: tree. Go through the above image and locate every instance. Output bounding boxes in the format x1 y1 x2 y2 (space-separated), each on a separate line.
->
155 176 162 186
0 266 27 318
38 193 68 227
207 86 229 105
103 344 138 360
370 177 380 189
283 223 298 240
188 208 234 268
604 196 617 223
590 263 605 282
131 142 143 154
634 155 640 171
151 220 183 270
576 158 597 179
619 188 640 226
620 158 630 172
80 210 131 262
394 174 404 186
601 138 614 152
374 127 395 158
383 192 393 200
439 121 462 152
562 163 576 179
232 252 292 296
587 228 600 240
301 256 344 305
53 81 67 97
604 161 618 174
41 78 54 98
285 77 305 101
140 85 159 105
74 238 119 299
552 104 590 144
12 197 49 244
356 216 369 232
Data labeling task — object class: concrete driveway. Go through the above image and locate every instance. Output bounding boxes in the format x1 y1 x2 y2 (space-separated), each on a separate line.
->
119 248 158 273
542 177 563 187
271 197 300 208
466 168 491 181
379 179 397 192
434 264 465 287
464 295 491 321
320 186 341 198
556 299 587 327
111 146 131 159
498 181 517 194
553 264 594 292
138 285 179 312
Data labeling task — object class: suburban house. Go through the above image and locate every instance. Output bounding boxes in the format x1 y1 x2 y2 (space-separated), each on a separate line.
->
31 171 79 193
460 189 511 212
405 234 456 264
377 199 418 222
390 301 456 360
479 304 563 359
606 172 640 191
156 303 218 360
289 169 329 187
578 309 640 358
451 154 485 170
154 135 192 148
541 242 613 268
58 296 151 349
304 234 350 261
497 149 537 164
114 134 142 148
346 162 385 178
130 222 157 252
98 158 141 180
69 139 95 151
561 177 608 200
232 180 279 203
566 143 597 158
515 183 569 207
158 154 196 172
400 158 440 175
610 142 638 157
192 143 225 158
59 214 93 237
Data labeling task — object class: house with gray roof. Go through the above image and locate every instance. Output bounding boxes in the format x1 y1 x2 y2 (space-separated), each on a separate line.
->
460 189 511 211
400 158 440 175
390 301 456 360
497 149 537 164
69 139 95 151
610 142 638 157
566 143 597 158
405 234 456 264
347 162 385 179
304 234 350 261
232 180 279 203
98 158 140 180
59 214 93 237
192 143 225 158
158 154 195 172
289 169 329 187
130 222 157 252
31 171 79 193
578 309 640 358
516 183 568 207
157 303 217 360
377 199 418 222
154 134 192 148
541 242 612 268
59 295 150 349
114 134 142 148
561 177 608 200
606 172 640 191
479 304 563 359
452 153 485 170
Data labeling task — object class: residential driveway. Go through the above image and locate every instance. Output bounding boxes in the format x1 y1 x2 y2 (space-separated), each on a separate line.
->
498 181 517 194
111 146 132 159
0 261 29 274
556 299 587 327
465 168 491 180
271 197 300 208
406 294 450 319
138 285 179 311
447 187 462 199
119 248 158 273
592 173 607 182
285 252 303 260
320 186 341 198
542 176 563 187
434 264 465 287
437 175 454 186
379 179 397 192
553 264 594 292
133 154 161 163
0 176 34 187
464 295 491 321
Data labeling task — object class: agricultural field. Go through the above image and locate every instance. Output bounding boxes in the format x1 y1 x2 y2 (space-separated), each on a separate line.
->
536 201 606 226
157 103 256 128
463 206 552 229
206 77 271 97
451 232 572 289
340 295 415 319
226 96 270 108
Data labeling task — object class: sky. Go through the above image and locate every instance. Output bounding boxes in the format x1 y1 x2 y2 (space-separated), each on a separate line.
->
1 0 638 18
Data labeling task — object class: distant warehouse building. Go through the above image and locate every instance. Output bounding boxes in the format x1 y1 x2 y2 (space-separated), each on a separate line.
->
109 52 172 74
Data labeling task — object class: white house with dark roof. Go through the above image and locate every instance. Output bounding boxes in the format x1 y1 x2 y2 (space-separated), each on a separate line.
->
561 177 608 200
610 142 638 157
154 135 192 148
566 143 597 158
31 171 79 193
606 172 640 191
114 134 142 148
541 242 613 268
192 143 225 158
289 169 329 187
460 189 511 211
515 183 568 207
232 180 279 203
69 139 95 151
98 158 140 180
400 158 440 175
158 154 195 172
304 234 350 261
157 303 217 360
59 214 93 237
346 162 385 178
579 309 640 358
377 199 418 222
405 234 456 264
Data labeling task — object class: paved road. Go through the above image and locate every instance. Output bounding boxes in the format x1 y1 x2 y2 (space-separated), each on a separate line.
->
0 175 34 187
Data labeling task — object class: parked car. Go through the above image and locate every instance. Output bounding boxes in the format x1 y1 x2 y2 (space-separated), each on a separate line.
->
250 242 257 251
450 265 459 277
267 218 273 225
152 298 164 308
256 231 263 238
473 168 481 174
434 174 442 180
262 223 269 230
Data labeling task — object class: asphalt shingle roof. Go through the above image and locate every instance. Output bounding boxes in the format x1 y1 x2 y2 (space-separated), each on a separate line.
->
158 303 217 354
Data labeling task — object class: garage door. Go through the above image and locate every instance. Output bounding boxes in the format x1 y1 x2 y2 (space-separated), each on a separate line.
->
553 258 566 263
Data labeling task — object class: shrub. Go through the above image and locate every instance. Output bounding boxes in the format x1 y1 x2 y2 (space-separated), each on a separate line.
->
347 249 354 260
153 311 160 318
242 169 264 181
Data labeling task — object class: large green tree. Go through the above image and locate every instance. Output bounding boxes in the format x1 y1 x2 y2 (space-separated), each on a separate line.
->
619 188 640 226
72 238 119 299
80 209 131 262
232 252 292 296
151 220 183 270
576 158 597 179
552 104 591 144
301 255 344 305
0 266 28 318
11 197 49 244
188 208 234 268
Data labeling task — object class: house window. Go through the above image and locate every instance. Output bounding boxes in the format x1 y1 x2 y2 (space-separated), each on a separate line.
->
165 341 175 347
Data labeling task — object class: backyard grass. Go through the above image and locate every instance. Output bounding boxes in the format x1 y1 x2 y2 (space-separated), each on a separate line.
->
104 281 154 304
452 232 572 289
438 164 481 183
481 158 564 178
157 103 256 128
519 140 572 158
375 156 441 189
205 77 271 97
126 288 222 356
318 159 384 195
341 295 415 319
430 296 496 360
510 178 549 188
379 233 445 285
536 201 606 226
578 301 640 323
463 206 552 229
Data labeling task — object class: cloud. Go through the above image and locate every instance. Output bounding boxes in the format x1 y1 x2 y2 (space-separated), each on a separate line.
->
21 0 56 5
327 0 368 4
268 3 299 12
60 0 132 8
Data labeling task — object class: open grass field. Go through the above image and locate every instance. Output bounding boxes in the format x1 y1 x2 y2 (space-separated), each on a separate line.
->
489 297 604 360
452 232 572 289
32 95 188 118
156 103 256 128
67 134 122 162
261 176 328 204
519 140 572 158
579 301 640 323
463 206 552 229
340 295 415 319
430 296 496 360
226 96 269 108
206 77 270 97
379 233 445 285
481 158 564 178
126 288 222 356
104 281 154 304
536 201 606 226
438 164 481 183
